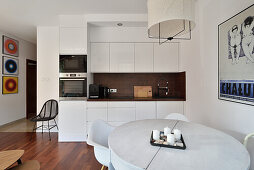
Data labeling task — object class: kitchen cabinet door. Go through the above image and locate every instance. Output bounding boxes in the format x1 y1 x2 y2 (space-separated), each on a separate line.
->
60 27 87 55
135 43 154 72
154 43 179 72
91 43 110 72
110 43 134 72
58 101 87 142
87 108 107 122
136 102 156 120
156 101 184 119
108 108 136 122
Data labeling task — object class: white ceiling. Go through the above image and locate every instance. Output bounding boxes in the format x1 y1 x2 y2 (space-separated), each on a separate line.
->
0 0 147 44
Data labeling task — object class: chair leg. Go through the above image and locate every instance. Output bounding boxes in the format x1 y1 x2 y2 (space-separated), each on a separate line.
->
48 120 51 141
54 118 59 130
30 122 36 140
42 121 43 134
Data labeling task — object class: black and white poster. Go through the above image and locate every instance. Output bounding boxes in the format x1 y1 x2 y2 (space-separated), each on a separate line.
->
218 4 254 106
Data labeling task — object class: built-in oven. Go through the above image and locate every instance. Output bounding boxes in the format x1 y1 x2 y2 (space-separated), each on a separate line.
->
60 55 87 73
59 73 87 100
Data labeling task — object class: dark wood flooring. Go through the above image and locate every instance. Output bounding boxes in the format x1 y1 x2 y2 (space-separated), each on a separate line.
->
0 132 101 170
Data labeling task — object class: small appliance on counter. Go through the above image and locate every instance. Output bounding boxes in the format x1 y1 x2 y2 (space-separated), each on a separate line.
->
99 86 109 98
134 86 152 98
89 84 110 99
89 84 99 99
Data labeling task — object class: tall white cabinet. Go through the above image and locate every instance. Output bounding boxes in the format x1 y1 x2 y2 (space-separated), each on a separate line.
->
58 101 87 142
60 27 87 54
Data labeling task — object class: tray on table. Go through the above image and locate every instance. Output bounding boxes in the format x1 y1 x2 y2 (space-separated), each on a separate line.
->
150 131 186 150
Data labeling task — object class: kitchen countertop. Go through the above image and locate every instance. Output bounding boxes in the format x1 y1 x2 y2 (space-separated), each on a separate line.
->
87 96 185 101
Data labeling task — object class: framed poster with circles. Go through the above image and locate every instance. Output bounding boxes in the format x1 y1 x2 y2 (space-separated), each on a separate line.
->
2 35 19 57
2 56 19 75
2 76 18 94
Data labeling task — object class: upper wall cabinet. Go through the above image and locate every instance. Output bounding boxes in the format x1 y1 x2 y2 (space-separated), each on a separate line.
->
110 43 135 72
90 42 179 73
154 43 179 72
60 27 87 55
91 43 110 72
134 43 154 72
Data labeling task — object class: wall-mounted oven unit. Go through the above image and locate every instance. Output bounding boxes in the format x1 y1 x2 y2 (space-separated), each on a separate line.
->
59 73 87 100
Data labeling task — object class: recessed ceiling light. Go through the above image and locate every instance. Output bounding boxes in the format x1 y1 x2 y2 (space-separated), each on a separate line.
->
117 23 123 26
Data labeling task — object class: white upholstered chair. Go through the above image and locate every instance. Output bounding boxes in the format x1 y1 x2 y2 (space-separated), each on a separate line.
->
164 113 190 122
243 132 254 147
87 119 115 170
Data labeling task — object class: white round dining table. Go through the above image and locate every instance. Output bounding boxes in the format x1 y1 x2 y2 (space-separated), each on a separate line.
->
108 119 250 170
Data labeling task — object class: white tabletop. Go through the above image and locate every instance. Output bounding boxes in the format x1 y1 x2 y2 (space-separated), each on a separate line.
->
108 119 250 170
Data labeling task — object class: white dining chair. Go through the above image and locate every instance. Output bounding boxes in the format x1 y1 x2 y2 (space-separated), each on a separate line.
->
243 132 254 147
87 119 115 170
164 113 190 122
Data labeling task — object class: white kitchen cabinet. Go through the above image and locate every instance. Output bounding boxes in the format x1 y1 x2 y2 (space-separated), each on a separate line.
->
134 43 154 72
108 108 136 122
58 101 86 142
110 43 135 72
60 27 87 54
108 101 135 108
87 109 107 122
87 101 107 108
156 101 184 119
91 43 110 72
108 102 135 122
136 102 156 120
154 43 179 72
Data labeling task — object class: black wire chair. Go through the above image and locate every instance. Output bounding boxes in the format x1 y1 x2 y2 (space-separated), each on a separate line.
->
30 99 59 141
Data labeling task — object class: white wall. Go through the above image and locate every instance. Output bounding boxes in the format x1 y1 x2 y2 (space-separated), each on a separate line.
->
0 31 36 126
37 27 59 123
180 0 254 168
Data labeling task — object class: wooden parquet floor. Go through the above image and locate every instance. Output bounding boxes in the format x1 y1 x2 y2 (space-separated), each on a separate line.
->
0 132 101 170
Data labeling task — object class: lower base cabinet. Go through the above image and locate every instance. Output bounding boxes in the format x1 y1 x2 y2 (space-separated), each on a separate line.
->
58 101 185 141
85 101 184 135
58 101 87 142
156 101 184 119
136 102 156 120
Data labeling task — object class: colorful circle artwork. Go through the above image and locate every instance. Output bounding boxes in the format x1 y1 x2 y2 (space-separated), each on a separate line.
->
2 36 19 57
5 59 17 73
3 56 19 75
5 39 18 54
5 79 17 91
2 76 18 94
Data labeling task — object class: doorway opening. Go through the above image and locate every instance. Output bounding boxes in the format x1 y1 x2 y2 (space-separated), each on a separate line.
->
26 59 37 119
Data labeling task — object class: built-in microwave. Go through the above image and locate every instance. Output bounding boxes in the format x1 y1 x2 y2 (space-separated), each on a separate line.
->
60 55 87 73
59 73 87 100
